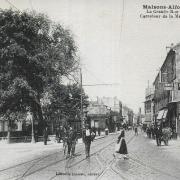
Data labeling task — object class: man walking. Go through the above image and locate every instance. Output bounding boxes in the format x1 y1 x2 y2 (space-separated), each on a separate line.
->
134 126 138 136
82 124 95 158
155 125 162 146
66 127 77 158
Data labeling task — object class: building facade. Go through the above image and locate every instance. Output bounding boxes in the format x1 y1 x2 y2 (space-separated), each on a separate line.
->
122 105 133 126
97 97 123 128
87 101 110 130
144 86 154 126
153 43 180 136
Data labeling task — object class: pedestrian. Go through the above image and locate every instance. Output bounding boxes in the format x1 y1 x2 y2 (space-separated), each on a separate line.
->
92 126 96 137
146 127 151 138
56 127 60 143
63 127 68 155
82 124 96 158
151 125 155 139
59 126 65 143
43 127 48 145
155 125 162 146
66 127 78 158
35 129 38 142
114 128 128 159
98 127 101 136
134 126 138 136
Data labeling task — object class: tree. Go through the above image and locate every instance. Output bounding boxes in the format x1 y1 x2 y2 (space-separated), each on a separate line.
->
0 9 78 141
41 83 89 132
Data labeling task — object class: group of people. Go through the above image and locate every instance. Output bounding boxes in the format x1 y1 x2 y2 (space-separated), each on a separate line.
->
146 125 156 139
55 124 96 158
145 124 172 146
43 124 129 160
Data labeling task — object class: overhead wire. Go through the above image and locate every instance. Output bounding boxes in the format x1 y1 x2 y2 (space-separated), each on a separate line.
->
82 64 107 85
5 0 20 11
120 0 125 43
29 0 34 11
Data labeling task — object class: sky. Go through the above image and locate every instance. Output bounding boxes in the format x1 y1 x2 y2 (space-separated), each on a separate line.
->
1 0 180 113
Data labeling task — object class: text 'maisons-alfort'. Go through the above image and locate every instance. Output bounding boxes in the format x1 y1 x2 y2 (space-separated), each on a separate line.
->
143 5 180 9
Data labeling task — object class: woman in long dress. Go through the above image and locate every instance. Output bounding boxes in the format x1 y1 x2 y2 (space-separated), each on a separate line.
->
114 129 128 159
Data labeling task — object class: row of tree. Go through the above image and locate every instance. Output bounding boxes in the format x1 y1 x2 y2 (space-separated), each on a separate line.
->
0 9 88 141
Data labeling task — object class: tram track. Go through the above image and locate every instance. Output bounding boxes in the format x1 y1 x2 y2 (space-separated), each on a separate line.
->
96 132 135 180
49 134 119 180
103 133 180 180
128 152 180 180
0 134 117 180
2 132 142 180
0 135 105 172
21 136 115 179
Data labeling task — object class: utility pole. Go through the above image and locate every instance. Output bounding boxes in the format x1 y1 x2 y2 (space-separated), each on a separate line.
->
80 67 84 130
31 114 35 143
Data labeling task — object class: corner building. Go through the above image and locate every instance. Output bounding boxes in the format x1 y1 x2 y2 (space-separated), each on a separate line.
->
153 43 180 137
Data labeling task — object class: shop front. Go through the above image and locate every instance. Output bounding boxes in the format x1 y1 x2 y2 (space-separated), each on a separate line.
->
156 108 168 127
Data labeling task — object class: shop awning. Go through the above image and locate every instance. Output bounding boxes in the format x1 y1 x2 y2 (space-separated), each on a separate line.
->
157 110 164 120
157 109 168 120
162 109 168 119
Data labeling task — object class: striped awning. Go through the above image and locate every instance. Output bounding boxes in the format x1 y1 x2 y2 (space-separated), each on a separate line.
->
157 109 168 120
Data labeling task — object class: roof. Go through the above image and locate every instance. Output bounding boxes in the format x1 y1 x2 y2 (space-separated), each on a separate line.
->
153 48 176 85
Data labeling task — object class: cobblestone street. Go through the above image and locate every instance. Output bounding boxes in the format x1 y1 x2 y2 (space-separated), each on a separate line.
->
1 130 180 180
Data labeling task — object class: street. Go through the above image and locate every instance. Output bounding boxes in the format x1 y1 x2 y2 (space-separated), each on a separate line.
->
1 2 180 180
1 130 180 180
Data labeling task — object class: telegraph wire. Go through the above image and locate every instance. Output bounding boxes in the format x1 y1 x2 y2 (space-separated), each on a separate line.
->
5 0 20 11
29 0 34 11
82 64 107 85
120 0 125 43
83 83 121 87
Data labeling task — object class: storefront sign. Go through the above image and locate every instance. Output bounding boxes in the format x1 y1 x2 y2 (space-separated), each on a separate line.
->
164 83 173 90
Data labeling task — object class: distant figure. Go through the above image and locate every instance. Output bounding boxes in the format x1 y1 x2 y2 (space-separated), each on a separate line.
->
155 125 162 146
82 124 96 158
63 127 68 155
43 127 48 145
56 127 60 143
98 127 101 136
151 125 155 139
146 127 151 138
134 126 138 136
35 129 38 142
115 129 128 159
91 127 96 137
59 126 65 143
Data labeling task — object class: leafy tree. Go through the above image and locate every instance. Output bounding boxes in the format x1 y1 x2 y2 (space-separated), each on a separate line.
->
0 9 78 140
41 83 89 132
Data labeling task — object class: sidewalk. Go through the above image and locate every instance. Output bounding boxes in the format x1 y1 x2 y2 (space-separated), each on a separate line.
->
0 134 106 170
146 133 180 161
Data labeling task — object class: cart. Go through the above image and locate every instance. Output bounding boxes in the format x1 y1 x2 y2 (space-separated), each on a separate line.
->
161 128 172 146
